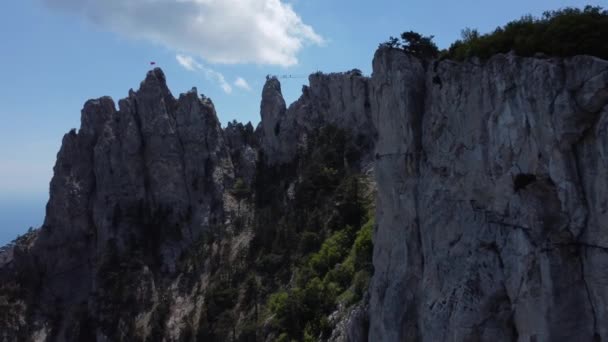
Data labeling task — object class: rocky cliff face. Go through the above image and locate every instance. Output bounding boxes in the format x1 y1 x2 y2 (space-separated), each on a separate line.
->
1 48 607 342
370 48 608 341
1 68 240 341
259 71 375 165
0 68 375 342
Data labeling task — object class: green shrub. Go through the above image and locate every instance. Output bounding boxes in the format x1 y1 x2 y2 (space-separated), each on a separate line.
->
353 270 371 300
401 31 440 58
268 289 307 337
205 285 238 318
258 253 284 274
275 333 291 342
252 125 376 341
445 6 608 60
353 219 374 272
268 291 289 317
298 232 321 255
335 177 367 228
309 229 352 275
243 275 259 307
324 262 354 290
382 6 608 61
238 321 258 342
380 31 439 59
265 215 375 341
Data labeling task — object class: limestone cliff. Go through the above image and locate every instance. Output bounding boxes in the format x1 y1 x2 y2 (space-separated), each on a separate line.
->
0 68 375 342
259 71 375 165
1 47 607 342
1 68 240 341
370 48 608 341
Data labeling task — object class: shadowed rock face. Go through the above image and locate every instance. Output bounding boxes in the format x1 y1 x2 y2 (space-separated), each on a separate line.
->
0 68 236 340
0 67 375 341
370 48 608 341
42 68 232 268
259 71 375 166
1 50 608 341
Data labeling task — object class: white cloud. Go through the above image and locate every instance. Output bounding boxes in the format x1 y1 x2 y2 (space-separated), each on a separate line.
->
215 74 232 94
176 54 232 93
43 0 324 67
234 77 252 91
176 54 201 71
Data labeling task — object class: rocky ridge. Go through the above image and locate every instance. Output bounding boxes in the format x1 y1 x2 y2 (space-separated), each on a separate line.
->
0 67 375 341
0 47 607 342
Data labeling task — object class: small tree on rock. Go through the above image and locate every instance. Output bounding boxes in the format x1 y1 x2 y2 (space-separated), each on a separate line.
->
379 36 401 49
400 31 439 58
380 31 440 59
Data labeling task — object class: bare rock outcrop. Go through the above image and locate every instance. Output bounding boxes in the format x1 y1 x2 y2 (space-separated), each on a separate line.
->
1 68 236 340
0 67 376 342
369 47 608 341
259 70 375 166
224 120 258 186
2 47 608 342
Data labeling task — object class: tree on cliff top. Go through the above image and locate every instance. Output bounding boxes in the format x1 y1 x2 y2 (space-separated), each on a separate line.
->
445 5 608 60
380 31 440 59
400 31 440 58
381 6 608 61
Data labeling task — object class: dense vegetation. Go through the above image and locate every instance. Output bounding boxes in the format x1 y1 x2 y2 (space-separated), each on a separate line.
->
172 125 374 342
268 216 373 342
254 126 374 341
447 6 608 60
382 6 608 61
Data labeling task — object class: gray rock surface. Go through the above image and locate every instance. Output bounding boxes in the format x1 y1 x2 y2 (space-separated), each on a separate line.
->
2 48 608 342
0 68 237 340
0 67 376 342
224 120 258 185
370 47 608 341
259 70 375 165
328 301 370 342
259 76 290 163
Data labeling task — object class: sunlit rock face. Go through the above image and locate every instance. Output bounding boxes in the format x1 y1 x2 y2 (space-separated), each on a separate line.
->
369 47 608 341
1 47 608 342
259 71 375 166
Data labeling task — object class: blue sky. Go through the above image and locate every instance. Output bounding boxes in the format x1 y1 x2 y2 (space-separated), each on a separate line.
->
0 0 604 245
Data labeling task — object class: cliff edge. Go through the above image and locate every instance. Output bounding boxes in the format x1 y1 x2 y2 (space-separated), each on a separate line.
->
1 49 608 341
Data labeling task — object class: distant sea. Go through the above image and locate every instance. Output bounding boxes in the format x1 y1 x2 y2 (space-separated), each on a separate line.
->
0 196 47 247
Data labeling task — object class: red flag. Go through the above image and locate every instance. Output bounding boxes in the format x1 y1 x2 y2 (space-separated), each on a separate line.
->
150 61 156 66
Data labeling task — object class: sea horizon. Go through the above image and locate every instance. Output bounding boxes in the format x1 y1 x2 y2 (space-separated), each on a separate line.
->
0 195 46 247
